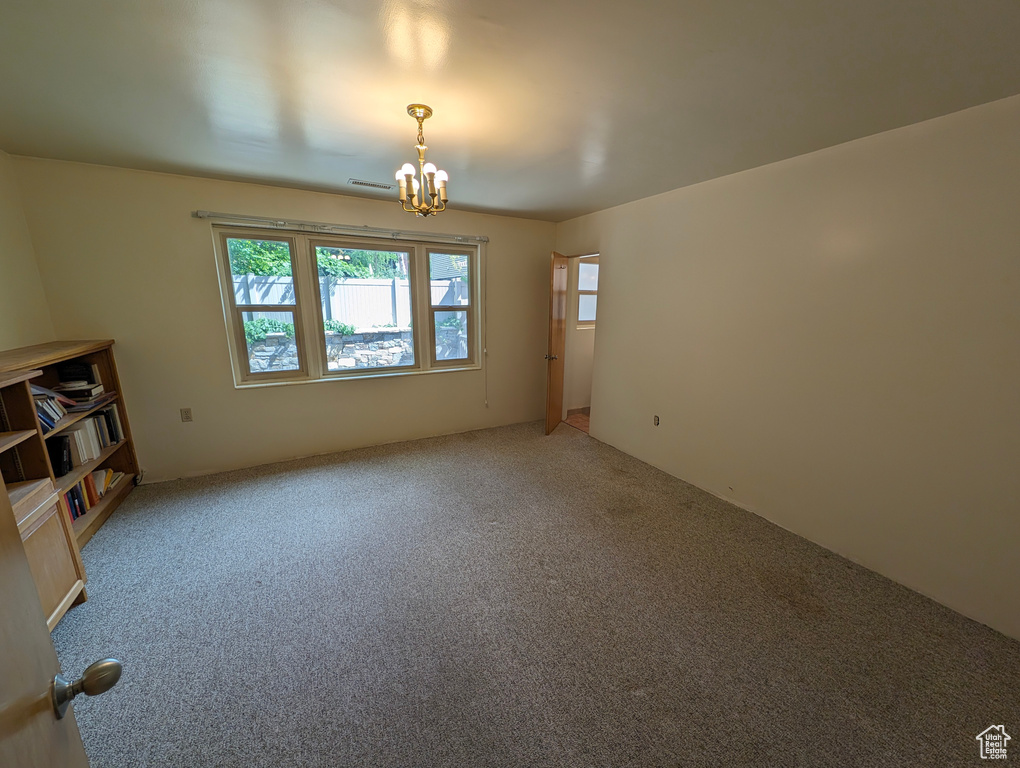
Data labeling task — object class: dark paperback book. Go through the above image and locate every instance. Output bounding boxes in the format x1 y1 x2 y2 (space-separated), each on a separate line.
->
47 435 73 476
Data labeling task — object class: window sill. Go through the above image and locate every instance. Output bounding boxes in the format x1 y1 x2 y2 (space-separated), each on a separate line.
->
233 362 482 389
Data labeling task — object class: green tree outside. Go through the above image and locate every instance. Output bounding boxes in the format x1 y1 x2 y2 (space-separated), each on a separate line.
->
226 238 405 280
316 248 407 279
230 239 406 341
228 238 293 276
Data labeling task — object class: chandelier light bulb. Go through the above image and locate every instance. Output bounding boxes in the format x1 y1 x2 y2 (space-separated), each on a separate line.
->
400 162 416 178
423 162 437 175
434 170 448 184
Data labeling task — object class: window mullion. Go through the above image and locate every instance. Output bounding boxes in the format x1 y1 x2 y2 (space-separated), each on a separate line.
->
292 234 325 379
414 245 432 372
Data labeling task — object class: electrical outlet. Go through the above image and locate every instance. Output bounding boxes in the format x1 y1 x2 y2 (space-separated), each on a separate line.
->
180 408 193 423
653 415 660 426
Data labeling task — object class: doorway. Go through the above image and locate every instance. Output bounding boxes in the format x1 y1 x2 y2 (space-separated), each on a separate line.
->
545 252 599 434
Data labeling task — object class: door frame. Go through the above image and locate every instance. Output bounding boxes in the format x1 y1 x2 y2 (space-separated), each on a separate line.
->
545 251 599 435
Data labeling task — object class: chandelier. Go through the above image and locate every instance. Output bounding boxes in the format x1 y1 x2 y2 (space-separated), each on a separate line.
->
395 104 448 217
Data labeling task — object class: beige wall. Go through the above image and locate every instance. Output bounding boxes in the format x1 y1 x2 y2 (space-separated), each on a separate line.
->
14 159 554 481
0 151 55 350
555 95 1020 640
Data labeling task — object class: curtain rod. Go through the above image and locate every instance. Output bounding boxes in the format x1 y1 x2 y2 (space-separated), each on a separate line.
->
192 210 489 244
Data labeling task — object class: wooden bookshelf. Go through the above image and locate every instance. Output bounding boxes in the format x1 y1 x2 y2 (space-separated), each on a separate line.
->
0 340 140 630
0 340 118 372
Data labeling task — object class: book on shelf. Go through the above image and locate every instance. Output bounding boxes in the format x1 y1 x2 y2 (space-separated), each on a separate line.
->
36 406 56 433
93 413 109 446
67 429 86 465
64 392 116 413
31 389 68 430
108 404 124 440
53 382 106 400
30 384 77 408
64 483 86 521
92 468 113 494
56 361 102 387
47 435 73 477
64 469 125 521
68 421 99 463
65 481 90 521
83 474 99 506
99 405 124 442
60 412 121 469
35 396 65 422
84 420 101 453
75 482 88 513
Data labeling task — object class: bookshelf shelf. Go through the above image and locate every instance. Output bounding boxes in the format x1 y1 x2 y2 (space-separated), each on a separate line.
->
0 369 42 390
0 340 139 629
43 394 120 438
0 429 37 454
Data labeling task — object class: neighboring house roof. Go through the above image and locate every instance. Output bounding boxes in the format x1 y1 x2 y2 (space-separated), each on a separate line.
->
429 253 468 281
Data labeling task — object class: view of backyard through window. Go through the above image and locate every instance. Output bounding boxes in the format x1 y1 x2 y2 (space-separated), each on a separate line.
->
314 245 414 371
224 234 477 379
429 252 470 361
227 237 302 374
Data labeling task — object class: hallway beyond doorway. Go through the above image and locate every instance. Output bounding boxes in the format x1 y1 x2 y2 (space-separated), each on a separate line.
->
565 407 590 433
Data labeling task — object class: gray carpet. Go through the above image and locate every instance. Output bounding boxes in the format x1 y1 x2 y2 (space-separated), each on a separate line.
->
52 422 1019 767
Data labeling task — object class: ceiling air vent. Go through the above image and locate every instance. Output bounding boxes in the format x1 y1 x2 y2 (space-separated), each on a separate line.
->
348 178 394 191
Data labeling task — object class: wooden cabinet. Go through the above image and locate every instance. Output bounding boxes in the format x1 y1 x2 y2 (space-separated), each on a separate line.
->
19 484 86 629
0 341 140 629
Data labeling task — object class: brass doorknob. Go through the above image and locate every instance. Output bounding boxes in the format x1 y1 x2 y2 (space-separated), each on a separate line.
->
52 658 122 719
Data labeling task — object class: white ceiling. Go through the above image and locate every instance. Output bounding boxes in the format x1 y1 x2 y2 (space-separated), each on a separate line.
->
1 0 1018 221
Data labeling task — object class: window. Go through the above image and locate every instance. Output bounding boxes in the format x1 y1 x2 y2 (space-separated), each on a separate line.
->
428 250 476 366
223 234 308 379
312 242 415 372
214 228 482 386
577 256 599 326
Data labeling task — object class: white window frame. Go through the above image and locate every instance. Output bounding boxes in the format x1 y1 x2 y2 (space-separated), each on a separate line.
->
577 255 599 328
307 236 422 379
214 229 311 385
212 226 483 387
426 247 478 369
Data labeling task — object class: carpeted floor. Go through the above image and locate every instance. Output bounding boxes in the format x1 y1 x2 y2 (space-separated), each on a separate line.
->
52 422 1019 767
